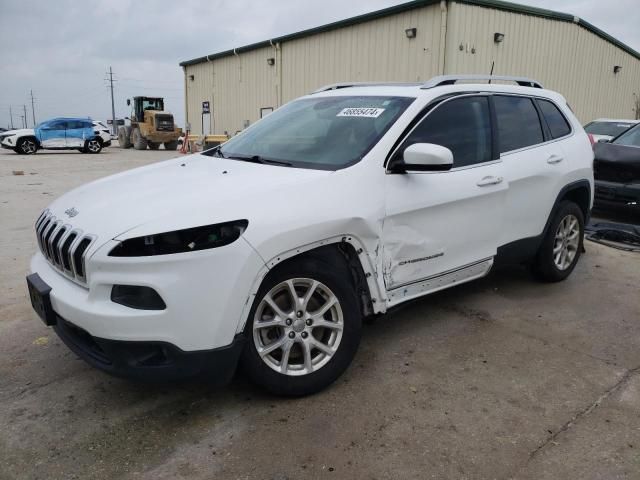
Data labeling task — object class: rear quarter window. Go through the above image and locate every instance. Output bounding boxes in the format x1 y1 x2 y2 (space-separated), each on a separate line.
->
538 99 571 139
494 96 544 153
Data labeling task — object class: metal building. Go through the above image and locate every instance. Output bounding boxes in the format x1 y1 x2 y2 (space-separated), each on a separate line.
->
180 0 640 135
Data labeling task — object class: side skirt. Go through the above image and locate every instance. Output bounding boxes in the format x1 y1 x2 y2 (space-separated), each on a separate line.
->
386 257 494 308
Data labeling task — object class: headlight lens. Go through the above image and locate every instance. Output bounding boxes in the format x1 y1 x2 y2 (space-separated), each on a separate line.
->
109 219 248 257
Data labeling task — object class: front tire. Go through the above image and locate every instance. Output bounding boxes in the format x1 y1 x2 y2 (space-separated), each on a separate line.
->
241 256 362 396
164 140 178 150
16 137 38 155
132 128 147 150
532 201 584 282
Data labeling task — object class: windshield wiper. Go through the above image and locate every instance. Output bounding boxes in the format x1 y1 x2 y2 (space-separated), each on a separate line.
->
227 154 293 167
204 145 226 158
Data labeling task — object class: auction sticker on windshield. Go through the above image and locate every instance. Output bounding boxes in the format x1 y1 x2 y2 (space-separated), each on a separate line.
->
337 107 385 118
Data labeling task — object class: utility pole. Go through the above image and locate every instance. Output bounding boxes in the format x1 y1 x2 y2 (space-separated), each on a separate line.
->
30 90 36 126
19 114 25 128
9 106 14 129
108 66 117 136
23 105 28 128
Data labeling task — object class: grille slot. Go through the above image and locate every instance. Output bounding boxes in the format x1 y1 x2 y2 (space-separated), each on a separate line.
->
73 237 92 279
61 232 78 271
34 210 96 286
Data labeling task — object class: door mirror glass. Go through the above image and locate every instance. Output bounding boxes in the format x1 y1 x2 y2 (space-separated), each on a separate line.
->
401 143 453 172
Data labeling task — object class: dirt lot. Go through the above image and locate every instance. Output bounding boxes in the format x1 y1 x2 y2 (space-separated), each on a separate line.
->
0 146 639 480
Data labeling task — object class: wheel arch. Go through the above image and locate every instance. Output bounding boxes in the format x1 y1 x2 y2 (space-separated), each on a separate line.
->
237 235 385 334
547 180 592 235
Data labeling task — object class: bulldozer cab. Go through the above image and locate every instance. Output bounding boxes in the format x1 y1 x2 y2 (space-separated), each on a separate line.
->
131 97 164 123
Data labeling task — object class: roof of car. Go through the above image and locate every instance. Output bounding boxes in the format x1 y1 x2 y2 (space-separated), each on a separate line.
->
45 117 93 122
589 118 640 124
308 81 566 104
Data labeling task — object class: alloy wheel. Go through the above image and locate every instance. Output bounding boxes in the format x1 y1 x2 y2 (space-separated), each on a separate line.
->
21 139 37 154
553 214 580 270
87 140 101 153
253 278 344 376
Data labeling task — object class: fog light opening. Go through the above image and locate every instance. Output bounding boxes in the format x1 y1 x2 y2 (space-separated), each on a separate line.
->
111 285 166 310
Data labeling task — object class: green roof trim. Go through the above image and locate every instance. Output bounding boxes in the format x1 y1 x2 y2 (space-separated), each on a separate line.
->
179 0 640 67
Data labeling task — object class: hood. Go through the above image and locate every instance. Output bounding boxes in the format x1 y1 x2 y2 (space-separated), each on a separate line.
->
594 142 640 183
45 153 333 245
2 128 34 137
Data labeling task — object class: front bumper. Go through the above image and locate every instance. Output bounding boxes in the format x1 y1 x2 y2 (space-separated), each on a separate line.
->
53 314 245 382
594 180 640 208
103 139 112 147
30 235 265 352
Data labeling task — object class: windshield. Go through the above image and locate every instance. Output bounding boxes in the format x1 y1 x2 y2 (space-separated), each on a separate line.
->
142 98 164 111
612 123 640 147
584 121 635 137
209 95 414 170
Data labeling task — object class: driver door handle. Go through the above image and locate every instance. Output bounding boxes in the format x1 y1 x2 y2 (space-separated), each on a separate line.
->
476 176 503 187
547 154 564 164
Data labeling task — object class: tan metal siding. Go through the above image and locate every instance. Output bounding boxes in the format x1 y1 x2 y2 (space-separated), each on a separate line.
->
281 3 443 101
184 61 214 134
185 1 640 131
444 1 640 122
185 47 279 134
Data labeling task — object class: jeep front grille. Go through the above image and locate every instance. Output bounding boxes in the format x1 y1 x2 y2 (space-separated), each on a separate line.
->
35 210 95 285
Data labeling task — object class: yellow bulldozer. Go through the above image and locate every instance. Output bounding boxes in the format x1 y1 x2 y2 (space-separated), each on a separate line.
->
118 96 182 150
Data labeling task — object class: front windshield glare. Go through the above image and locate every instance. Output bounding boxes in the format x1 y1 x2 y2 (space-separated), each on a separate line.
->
214 95 414 169
612 124 640 147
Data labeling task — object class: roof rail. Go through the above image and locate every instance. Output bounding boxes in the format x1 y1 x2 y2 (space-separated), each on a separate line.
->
312 82 422 93
422 75 544 89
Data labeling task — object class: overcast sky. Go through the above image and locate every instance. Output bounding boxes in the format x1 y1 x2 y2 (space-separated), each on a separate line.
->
1 0 638 130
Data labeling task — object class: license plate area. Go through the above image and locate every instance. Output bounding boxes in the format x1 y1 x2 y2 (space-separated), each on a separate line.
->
26 273 57 326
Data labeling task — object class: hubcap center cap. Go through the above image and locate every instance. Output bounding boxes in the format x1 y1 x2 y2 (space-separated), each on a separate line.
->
292 318 306 333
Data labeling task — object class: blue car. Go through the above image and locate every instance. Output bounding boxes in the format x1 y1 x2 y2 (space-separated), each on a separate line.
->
0 117 109 155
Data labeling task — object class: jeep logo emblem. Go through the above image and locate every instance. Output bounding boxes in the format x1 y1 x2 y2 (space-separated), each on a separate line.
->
64 207 79 218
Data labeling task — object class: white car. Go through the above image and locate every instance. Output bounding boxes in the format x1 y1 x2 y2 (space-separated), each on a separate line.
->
584 118 640 143
93 121 115 143
26 75 594 395
0 117 111 154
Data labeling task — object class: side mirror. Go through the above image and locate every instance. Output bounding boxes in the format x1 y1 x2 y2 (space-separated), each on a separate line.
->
597 138 609 143
126 99 131 106
394 143 454 172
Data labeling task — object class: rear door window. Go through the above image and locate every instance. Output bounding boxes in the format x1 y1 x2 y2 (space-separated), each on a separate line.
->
538 100 571 139
494 96 544 153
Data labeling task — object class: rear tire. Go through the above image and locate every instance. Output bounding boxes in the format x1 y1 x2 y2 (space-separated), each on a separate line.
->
164 140 178 150
132 128 147 150
148 142 160 150
532 201 584 282
241 256 362 396
117 126 131 148
16 137 38 155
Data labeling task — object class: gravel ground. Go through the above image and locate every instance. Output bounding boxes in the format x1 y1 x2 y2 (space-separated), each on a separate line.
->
0 145 639 480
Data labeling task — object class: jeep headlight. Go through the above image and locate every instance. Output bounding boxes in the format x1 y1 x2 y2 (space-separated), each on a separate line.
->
109 220 248 257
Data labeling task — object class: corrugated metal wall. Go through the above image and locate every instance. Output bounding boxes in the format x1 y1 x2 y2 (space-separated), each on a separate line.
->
281 4 443 101
185 46 279 135
445 1 640 122
184 1 640 133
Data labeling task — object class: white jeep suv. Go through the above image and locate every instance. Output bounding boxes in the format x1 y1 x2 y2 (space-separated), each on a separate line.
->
26 75 593 395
